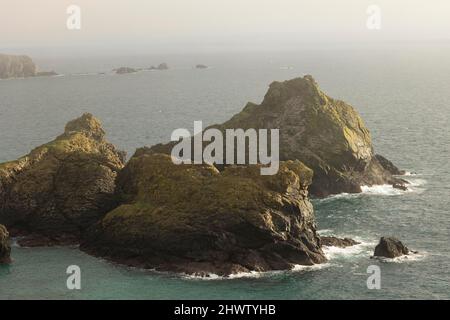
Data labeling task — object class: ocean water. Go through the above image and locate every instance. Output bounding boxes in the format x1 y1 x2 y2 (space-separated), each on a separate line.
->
0 46 449 299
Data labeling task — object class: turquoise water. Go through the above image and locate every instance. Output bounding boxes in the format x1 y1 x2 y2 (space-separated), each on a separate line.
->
1 47 449 299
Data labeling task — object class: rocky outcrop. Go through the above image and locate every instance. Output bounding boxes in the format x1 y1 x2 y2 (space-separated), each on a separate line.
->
0 113 125 241
321 236 360 248
0 54 36 79
114 67 138 74
0 224 11 264
374 154 405 175
81 152 326 276
196 64 208 69
35 71 58 77
147 63 169 71
150 75 406 197
373 237 409 258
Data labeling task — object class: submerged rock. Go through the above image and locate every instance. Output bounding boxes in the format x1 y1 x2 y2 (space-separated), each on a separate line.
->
0 113 125 242
81 152 326 276
321 236 360 248
0 224 11 264
150 75 404 197
373 237 409 258
0 54 36 79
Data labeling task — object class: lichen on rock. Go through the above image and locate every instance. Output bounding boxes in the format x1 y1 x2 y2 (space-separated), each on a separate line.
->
81 152 326 276
150 75 406 197
0 113 125 241
0 224 11 264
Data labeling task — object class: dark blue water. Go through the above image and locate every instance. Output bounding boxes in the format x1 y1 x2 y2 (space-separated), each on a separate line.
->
0 46 449 299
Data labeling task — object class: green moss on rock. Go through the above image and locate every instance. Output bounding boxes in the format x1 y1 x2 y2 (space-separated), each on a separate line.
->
82 153 325 276
0 113 125 239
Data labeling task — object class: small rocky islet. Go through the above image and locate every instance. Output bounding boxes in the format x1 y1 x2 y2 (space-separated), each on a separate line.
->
0 75 411 274
0 54 58 79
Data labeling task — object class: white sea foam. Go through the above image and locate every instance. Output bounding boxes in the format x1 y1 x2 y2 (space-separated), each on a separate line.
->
371 251 427 263
322 238 376 260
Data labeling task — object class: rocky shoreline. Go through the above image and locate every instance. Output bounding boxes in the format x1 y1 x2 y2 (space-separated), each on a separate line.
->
0 75 409 275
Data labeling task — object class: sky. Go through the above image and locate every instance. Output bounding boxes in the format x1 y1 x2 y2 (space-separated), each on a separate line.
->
1 0 450 55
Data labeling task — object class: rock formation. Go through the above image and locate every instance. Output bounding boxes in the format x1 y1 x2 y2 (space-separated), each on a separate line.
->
0 54 36 79
373 237 409 258
150 75 406 197
81 152 326 276
375 154 405 175
0 224 11 264
114 67 138 74
196 64 208 69
0 113 125 242
35 71 59 77
321 236 360 248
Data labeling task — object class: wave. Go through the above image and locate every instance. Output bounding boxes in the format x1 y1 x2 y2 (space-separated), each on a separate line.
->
182 261 333 280
320 177 427 201
322 238 376 260
371 251 427 263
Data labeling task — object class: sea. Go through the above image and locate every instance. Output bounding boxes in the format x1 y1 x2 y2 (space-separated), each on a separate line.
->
0 45 449 299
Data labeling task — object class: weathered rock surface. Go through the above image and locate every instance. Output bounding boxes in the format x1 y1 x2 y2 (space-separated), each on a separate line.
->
81 152 326 276
150 75 405 197
373 237 409 258
0 113 125 241
321 236 360 248
0 54 36 79
0 224 11 264
374 154 405 175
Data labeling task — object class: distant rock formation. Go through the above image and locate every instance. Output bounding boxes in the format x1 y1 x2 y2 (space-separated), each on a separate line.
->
0 54 36 79
81 152 326 276
147 63 169 71
373 237 409 258
35 71 59 77
195 64 208 69
321 236 360 248
0 113 125 242
149 75 407 197
114 67 138 74
0 224 11 264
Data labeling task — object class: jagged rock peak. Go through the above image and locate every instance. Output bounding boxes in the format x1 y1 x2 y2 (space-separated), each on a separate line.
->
63 113 106 141
262 75 327 107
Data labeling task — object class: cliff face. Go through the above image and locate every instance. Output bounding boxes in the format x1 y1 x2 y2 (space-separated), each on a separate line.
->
0 224 11 264
150 75 404 197
0 113 125 238
81 152 326 276
0 54 36 79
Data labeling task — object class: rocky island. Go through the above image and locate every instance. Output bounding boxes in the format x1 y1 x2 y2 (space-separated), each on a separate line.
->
0 54 36 79
0 53 59 79
0 113 125 245
150 75 407 197
81 152 327 275
0 75 406 275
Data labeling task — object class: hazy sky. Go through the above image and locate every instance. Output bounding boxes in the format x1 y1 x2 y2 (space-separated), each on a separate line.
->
1 0 450 54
